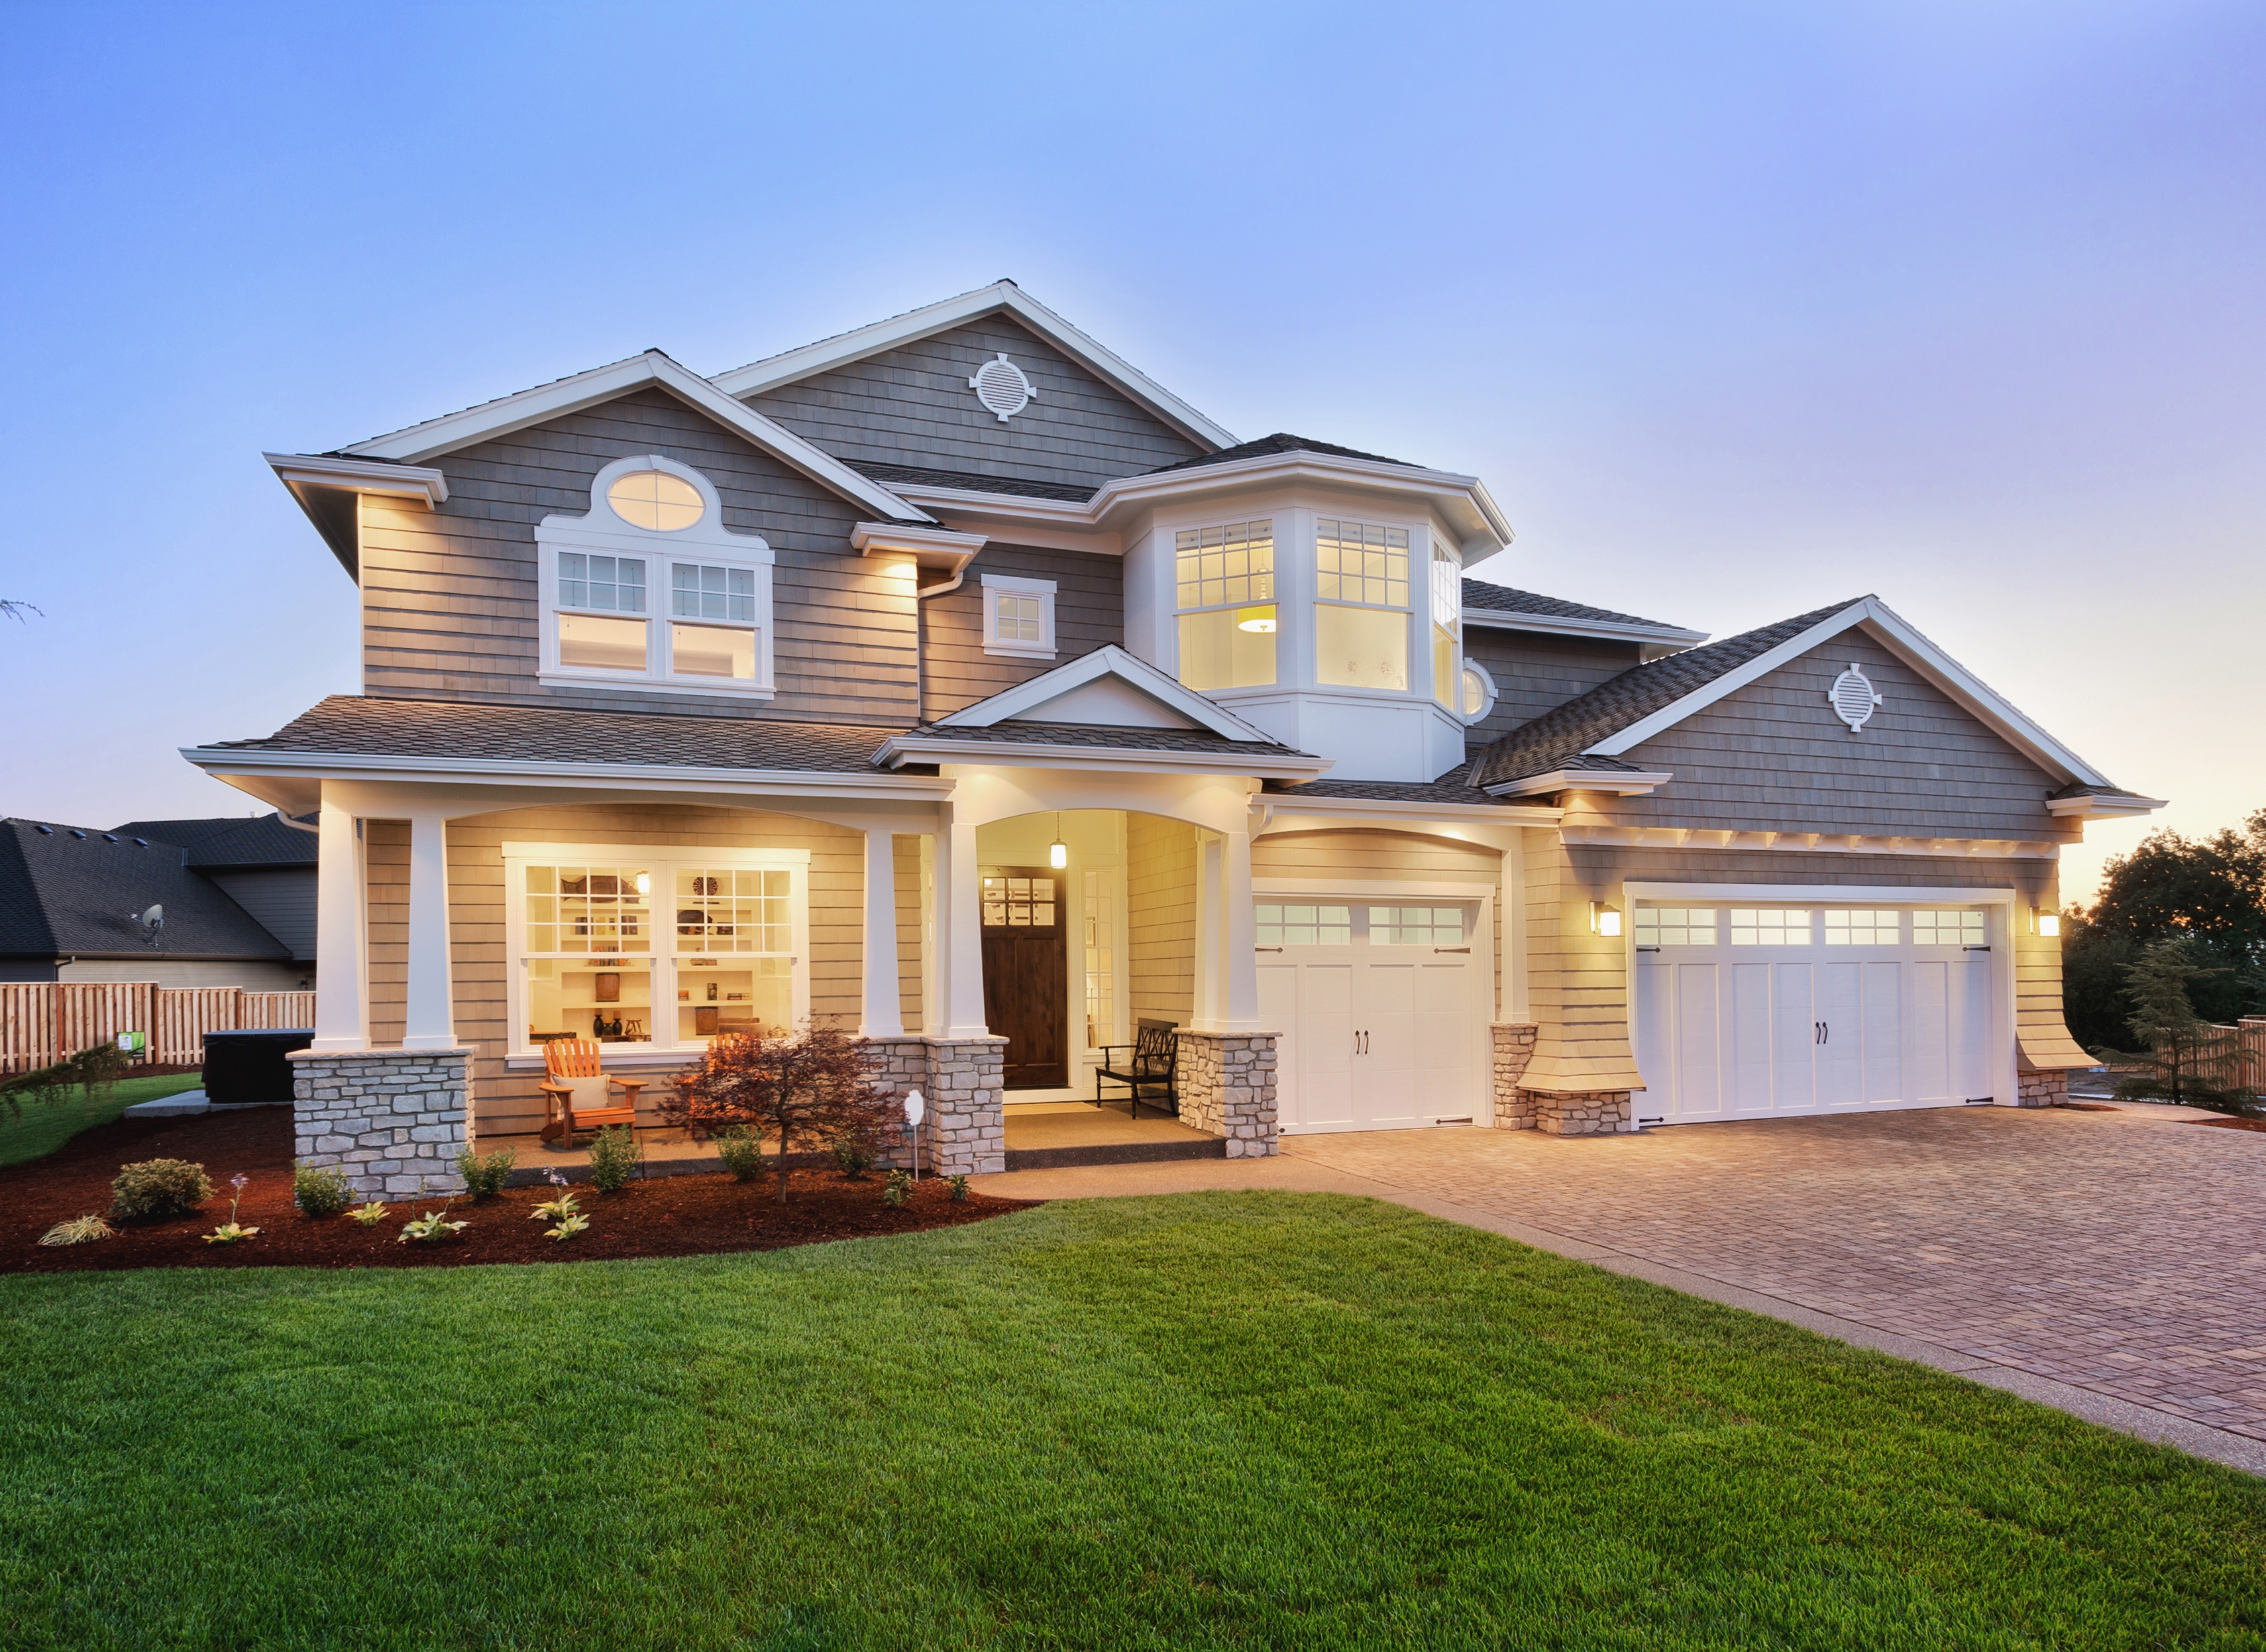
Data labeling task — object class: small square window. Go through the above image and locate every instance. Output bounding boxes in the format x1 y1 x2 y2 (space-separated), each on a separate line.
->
981 575 1056 657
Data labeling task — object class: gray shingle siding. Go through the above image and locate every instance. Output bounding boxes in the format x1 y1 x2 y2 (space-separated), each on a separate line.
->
921 542 1126 721
745 315 1207 492
1462 631 1647 746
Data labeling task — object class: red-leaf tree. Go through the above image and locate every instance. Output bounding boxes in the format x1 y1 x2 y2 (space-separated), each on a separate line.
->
661 1022 898 1204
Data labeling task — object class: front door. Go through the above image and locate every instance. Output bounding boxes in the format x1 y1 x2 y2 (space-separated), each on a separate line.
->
981 867 1067 1089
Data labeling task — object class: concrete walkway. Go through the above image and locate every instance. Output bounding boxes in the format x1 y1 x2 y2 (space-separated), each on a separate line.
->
971 1103 2266 1476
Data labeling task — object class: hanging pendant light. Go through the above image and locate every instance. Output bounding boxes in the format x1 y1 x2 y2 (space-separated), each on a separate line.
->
1049 811 1067 871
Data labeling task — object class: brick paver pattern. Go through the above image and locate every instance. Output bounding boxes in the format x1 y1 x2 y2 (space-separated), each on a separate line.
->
1287 1109 2266 1442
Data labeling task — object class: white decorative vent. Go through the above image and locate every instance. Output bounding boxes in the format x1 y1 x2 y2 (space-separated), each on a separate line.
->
968 353 1038 421
1829 663 1884 732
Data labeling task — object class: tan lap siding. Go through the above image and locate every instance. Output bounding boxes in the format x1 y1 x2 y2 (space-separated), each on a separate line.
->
1127 814 1197 1026
366 820 408 1048
894 832 924 1031
922 542 1124 720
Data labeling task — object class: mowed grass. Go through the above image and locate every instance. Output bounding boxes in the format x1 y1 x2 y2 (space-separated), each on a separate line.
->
4 1193 2264 1650
0 1070 204 1168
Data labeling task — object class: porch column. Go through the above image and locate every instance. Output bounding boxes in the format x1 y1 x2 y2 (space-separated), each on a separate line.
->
859 828 904 1038
310 791 367 1052
1223 819 1260 1031
940 810 989 1038
1192 829 1224 1031
400 811 456 1051
1501 842 1528 1022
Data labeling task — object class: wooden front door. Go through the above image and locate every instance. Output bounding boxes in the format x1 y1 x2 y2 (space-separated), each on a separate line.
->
981 866 1067 1089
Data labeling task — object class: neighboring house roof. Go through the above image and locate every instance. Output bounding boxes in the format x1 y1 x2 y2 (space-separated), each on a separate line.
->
1467 596 2157 814
0 818 291 962
851 461 1099 504
1144 433 1415 476
1460 581 1707 645
708 280 1240 451
113 813 317 868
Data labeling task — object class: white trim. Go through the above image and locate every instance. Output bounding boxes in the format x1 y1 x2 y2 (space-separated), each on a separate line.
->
1564 824 2062 859
708 280 1240 450
1482 767 1675 798
1587 596 2116 788
2045 791 2168 819
1624 882 2018 905
182 744 953 798
1093 451 1514 551
339 350 932 525
849 520 986 573
935 644 1277 742
1254 876 1499 899
264 453 448 507
1460 604 1707 647
1260 795 1559 826
1458 657 1499 725
874 736 1332 780
979 573 1057 660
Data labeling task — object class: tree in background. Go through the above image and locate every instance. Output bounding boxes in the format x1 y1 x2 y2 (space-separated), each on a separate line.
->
2110 936 2248 1109
2063 808 2266 1049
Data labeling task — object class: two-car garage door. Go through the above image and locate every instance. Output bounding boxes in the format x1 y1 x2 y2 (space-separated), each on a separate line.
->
1633 903 1998 1125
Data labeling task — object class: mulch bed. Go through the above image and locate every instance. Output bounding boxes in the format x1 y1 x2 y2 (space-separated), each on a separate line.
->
4 1108 1036 1274
2191 1115 2266 1135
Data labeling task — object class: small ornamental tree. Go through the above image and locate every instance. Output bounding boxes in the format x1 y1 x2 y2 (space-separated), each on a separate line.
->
662 1022 897 1205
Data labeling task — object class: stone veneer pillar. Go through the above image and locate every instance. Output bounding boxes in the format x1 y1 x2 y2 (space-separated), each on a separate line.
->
2016 1068 2071 1107
853 1034 1008 1176
1491 1022 1538 1129
1175 1030 1279 1158
290 1048 472 1198
1519 1088 1636 1136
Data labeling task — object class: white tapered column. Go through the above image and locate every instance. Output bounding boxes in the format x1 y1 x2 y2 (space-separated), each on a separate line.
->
310 791 368 1052
400 812 457 1050
944 815 989 1037
1223 820 1259 1031
1192 829 1224 1031
859 828 904 1038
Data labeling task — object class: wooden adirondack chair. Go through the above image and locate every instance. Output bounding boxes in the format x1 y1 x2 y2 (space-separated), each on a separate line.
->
538 1038 643 1142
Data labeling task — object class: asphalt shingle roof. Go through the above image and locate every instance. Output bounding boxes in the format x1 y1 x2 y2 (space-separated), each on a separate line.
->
0 820 291 961
1262 761 1502 804
1461 581 1691 634
850 462 1099 504
1467 599 1866 789
1142 433 1417 476
213 696 905 773
113 814 317 868
898 721 1312 758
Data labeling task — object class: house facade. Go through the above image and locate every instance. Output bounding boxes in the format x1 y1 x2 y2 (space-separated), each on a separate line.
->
190 282 2163 1195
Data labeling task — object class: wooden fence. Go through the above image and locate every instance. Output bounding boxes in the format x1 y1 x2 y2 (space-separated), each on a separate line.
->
0 983 315 1073
2124 1018 2266 1103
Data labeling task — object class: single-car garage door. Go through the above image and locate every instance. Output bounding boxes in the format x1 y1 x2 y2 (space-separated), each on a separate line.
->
1633 903 1996 1125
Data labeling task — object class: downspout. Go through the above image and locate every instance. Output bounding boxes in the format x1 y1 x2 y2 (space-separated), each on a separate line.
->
914 558 977 724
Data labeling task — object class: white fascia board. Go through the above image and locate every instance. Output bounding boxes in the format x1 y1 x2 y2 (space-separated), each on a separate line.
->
1262 793 1562 825
1461 608 1709 647
709 282 1240 451
1586 597 2111 787
875 736 1331 780
934 644 1277 743
1624 881 2019 905
337 351 932 525
264 453 448 507
180 745 954 798
1090 451 1514 550
850 521 987 573
2045 792 2168 818
1480 767 1675 798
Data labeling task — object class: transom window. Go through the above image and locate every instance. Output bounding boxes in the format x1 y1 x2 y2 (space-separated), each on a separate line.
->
1823 909 1900 945
1369 906 1464 946
1913 909 1988 946
1729 909 1812 945
608 469 704 531
1635 908 1718 946
982 873 1058 928
1256 903 1352 946
1175 520 1276 691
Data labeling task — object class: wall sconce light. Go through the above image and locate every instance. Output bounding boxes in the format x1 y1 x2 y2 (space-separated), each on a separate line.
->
1590 901 1622 938
1049 812 1067 871
2031 907 2061 937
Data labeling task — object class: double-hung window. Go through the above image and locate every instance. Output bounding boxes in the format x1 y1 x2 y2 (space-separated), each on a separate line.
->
1175 520 1276 690
1315 518 1409 691
538 456 776 698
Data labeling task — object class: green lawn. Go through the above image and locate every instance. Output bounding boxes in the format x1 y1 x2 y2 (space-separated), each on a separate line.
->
3 1193 2263 1650
0 1070 204 1168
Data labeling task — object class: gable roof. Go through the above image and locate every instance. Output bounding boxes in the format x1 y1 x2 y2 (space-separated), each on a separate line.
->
709 281 1238 451
112 814 317 868
1468 596 2153 809
0 819 292 962
1460 582 1707 646
934 645 1277 742
327 350 931 524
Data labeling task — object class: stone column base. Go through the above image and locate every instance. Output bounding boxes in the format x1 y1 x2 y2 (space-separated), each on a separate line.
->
919 1035 1008 1176
291 1048 472 1198
1491 1023 1538 1129
2017 1069 2071 1108
1176 1030 1279 1157
1521 1087 1635 1136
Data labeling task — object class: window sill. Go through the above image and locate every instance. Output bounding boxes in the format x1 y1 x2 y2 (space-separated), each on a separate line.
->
538 671 777 700
981 643 1057 661
504 1048 711 1072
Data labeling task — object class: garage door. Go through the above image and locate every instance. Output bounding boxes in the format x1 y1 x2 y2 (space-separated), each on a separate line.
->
1256 901 1483 1133
1632 903 1996 1125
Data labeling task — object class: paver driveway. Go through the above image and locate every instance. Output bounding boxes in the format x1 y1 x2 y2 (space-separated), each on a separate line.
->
1287 1106 2266 1443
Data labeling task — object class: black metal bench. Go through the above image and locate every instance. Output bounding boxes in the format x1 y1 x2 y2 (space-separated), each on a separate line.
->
1095 1019 1179 1120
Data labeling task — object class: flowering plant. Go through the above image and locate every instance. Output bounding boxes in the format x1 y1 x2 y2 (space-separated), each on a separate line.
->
531 1171 580 1225
204 1175 260 1244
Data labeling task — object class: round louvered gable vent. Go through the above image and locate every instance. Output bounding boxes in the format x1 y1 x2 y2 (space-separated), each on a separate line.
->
1829 663 1884 732
968 353 1038 421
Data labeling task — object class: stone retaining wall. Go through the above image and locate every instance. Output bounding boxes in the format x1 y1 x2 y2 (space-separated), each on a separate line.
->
1491 1023 1538 1129
1521 1087 1635 1136
1177 1031 1279 1158
290 1048 471 1198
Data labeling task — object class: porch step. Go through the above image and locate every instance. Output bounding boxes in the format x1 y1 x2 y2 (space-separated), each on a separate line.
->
1004 1137 1229 1172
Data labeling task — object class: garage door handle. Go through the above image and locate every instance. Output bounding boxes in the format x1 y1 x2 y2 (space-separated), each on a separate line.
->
1433 946 1470 954
1254 946 1283 953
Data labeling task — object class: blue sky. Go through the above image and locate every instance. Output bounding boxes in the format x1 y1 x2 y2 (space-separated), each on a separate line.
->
1 1 2257 901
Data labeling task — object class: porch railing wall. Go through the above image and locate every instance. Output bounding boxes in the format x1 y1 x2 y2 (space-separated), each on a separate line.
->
0 983 315 1073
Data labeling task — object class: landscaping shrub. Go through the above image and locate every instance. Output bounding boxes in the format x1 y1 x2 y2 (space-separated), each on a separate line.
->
111 1159 213 1219
947 1174 969 1203
38 1214 113 1246
715 1125 761 1182
587 1126 641 1193
455 1146 517 1200
884 1169 912 1207
830 1134 875 1179
293 1166 354 1217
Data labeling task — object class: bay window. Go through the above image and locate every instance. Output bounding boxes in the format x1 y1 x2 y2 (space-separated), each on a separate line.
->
1430 539 1461 710
1175 520 1276 690
507 844 808 1056
1315 518 1409 691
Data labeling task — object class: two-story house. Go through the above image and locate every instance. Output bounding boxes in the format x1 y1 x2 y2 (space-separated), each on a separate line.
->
189 282 2163 1196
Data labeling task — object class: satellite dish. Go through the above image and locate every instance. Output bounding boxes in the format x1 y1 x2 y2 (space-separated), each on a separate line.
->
134 905 164 946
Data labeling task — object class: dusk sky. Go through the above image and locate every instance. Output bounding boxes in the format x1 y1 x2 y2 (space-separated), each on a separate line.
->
2 1 2257 903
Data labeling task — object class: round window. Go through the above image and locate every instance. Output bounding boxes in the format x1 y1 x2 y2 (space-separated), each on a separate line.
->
607 469 704 531
1461 665 1487 718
